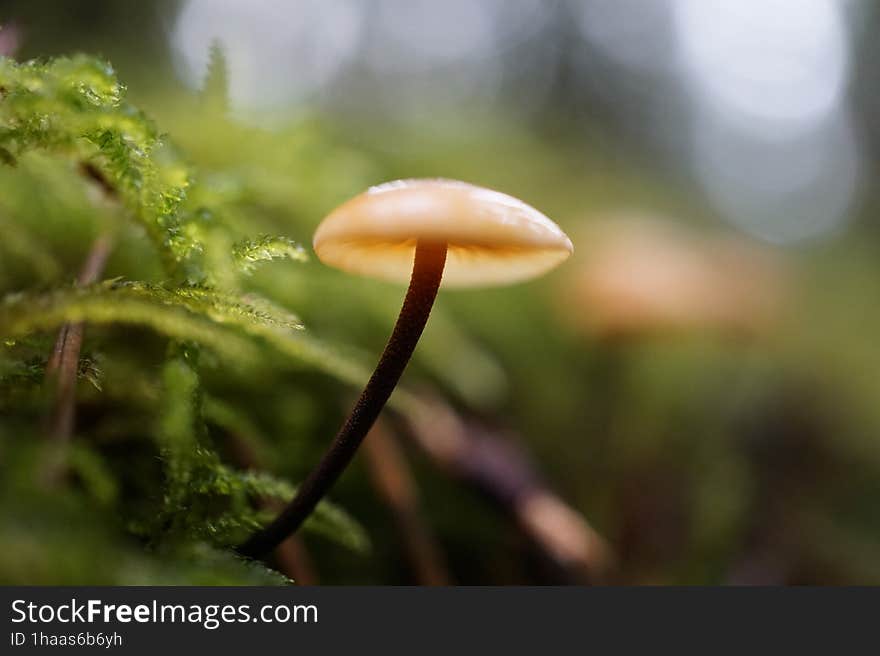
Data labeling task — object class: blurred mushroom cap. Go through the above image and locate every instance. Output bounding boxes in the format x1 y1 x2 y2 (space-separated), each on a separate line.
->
566 216 789 338
313 179 573 287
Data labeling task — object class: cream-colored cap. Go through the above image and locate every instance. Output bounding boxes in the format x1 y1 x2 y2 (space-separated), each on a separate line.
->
565 215 788 337
313 179 573 287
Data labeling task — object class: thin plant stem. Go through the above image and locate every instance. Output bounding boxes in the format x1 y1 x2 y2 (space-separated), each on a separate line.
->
45 234 113 443
363 419 450 585
45 160 116 450
238 240 448 559
42 234 113 485
271 534 319 585
404 396 615 583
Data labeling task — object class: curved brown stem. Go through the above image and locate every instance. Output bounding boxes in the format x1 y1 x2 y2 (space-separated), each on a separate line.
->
238 240 447 559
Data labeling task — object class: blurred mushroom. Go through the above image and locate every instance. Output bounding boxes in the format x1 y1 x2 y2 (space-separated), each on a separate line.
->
562 215 789 338
239 178 572 558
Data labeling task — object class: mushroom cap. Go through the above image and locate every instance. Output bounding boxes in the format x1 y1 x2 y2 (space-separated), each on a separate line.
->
564 215 788 337
313 179 573 287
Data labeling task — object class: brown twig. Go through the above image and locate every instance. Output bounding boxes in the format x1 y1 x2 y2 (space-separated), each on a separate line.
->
41 160 120 478
270 532 319 585
41 235 113 484
0 22 23 58
403 395 614 583
44 235 113 440
363 419 451 585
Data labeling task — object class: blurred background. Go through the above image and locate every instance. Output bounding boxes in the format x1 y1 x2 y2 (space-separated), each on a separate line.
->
2 0 880 584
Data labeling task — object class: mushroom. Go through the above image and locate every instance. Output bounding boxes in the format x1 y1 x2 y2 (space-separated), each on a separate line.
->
238 178 572 558
562 215 789 339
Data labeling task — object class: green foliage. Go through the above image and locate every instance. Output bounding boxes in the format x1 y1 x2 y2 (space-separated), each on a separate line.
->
151 354 367 552
0 55 197 277
0 54 375 583
0 280 372 389
233 235 309 274
5 46 879 586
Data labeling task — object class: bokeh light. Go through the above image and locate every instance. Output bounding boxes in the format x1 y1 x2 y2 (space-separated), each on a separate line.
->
674 0 849 138
573 0 677 76
691 112 861 243
672 0 861 243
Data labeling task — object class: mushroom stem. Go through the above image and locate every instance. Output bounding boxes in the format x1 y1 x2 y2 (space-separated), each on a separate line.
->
238 240 448 559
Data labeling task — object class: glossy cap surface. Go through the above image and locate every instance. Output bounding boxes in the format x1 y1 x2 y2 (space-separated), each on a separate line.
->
313 179 573 287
